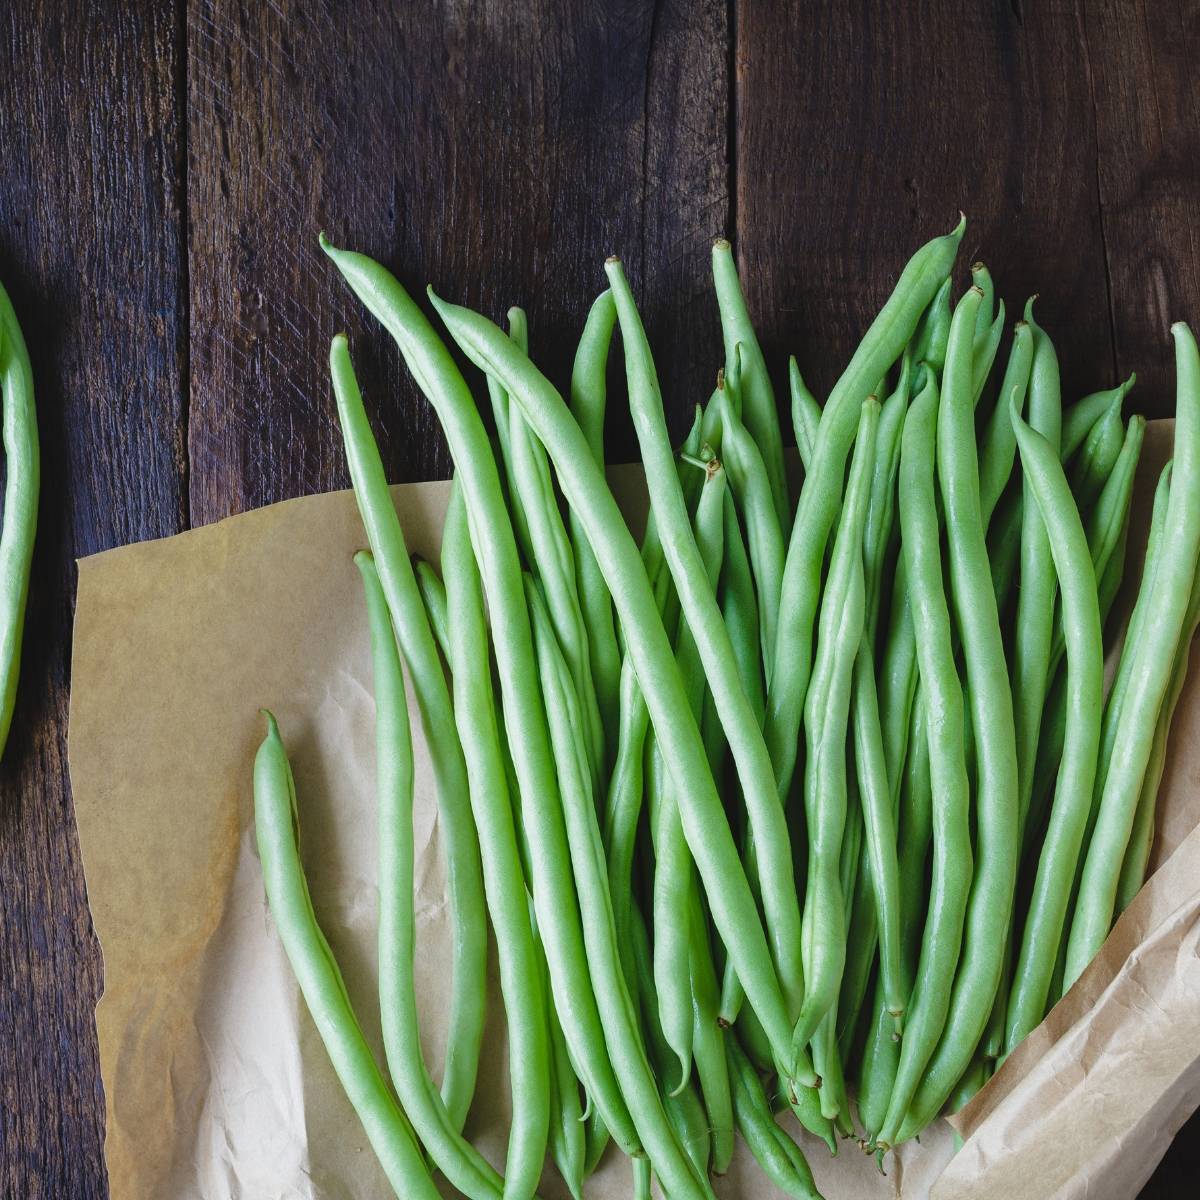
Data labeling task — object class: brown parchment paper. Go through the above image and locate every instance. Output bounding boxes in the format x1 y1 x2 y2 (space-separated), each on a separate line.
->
67 424 1198 1199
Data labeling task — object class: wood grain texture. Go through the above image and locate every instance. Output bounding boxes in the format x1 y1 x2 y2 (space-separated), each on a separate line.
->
0 0 1196 1194
186 0 727 527
736 0 1116 413
0 1 186 1196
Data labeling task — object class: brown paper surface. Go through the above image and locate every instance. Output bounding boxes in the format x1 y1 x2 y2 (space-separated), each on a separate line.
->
68 425 1196 1199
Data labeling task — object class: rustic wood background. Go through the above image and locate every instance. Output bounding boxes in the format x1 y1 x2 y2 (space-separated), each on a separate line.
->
0 1 1197 1194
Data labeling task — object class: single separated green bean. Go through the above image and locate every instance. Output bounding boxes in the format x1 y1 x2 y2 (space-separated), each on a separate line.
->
877 371 973 1147
322 241 640 1153
529 579 714 1200
1004 394 1103 1053
356 549 507 1199
895 287 1019 1143
441 489 553 1196
253 712 440 1200
569 290 622 754
712 238 790 526
328 335 487 1134
1064 324 1200 987
0 280 37 759
767 219 964 803
791 399 880 1061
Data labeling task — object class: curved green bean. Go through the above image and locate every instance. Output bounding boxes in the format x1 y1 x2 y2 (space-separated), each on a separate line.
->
1004 395 1103 1052
322 241 639 1153
1065 325 1200 985
895 286 1018 1141
911 276 953 372
328 334 487 1133
253 712 440 1200
767 219 964 803
972 300 1006 406
0 280 37 760
1068 392 1125 510
788 357 820 470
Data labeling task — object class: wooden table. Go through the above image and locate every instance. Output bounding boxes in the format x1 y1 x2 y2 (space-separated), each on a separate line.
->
1 2 1196 1194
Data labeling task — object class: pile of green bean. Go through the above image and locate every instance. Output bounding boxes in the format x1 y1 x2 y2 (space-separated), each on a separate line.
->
252 219 1200 1198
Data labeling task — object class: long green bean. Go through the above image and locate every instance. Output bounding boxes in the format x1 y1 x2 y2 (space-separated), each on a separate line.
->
1061 375 1135 463
788 357 820 469
253 712 441 1200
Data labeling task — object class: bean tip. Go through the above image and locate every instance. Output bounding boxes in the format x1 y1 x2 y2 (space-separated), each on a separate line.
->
605 254 621 265
712 236 732 252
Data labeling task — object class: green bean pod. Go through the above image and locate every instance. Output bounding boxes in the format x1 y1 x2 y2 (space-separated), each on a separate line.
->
1065 324 1200 988
1061 374 1136 463
977 321 1035 528
328 334 487 1133
767 219 964 802
0 279 38 759
896 286 1019 1142
441 491 554 1195
689 886 735 1174
971 299 1006 406
712 238 790 526
1012 302 1063 844
569 290 622 753
322 240 640 1153
911 276 953 372
788 356 820 470
1068 393 1125 510
792 399 880 1061
971 262 994 337
253 713 441 1200
1005 395 1103 1053
877 372 974 1147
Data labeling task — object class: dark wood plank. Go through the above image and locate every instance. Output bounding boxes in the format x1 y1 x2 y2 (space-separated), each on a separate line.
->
1084 0 1200 416
0 1 187 1195
736 0 1114 415
186 0 729 528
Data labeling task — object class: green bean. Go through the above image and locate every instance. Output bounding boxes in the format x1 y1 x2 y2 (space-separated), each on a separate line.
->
629 905 714 1182
911 276 953 372
895 286 1019 1142
1065 325 1200 987
896 696 933 967
1068 391 1125 510
328 334 487 1134
529 580 713 1199
485 313 534 568
1060 374 1136 463
1114 563 1200 911
789 357 820 470
1012 301 1062 845
977 322 1034 528
689 886 734 1175
712 238 790 526
720 381 786 682
878 372 973 1147
413 558 449 649
654 461 726 1088
971 263 994 331
1004 394 1103 1053
855 985 900 1146
252 712 441 1200
972 300 1006 406
441 490 553 1195
322 240 640 1153
727 1038 823 1200
0 280 37 759
792 399 880 1061
767 219 964 801
878 565 918 804
947 1051 990 1117
427 273 804 1079
569 290 622 753
356 549 508 1198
